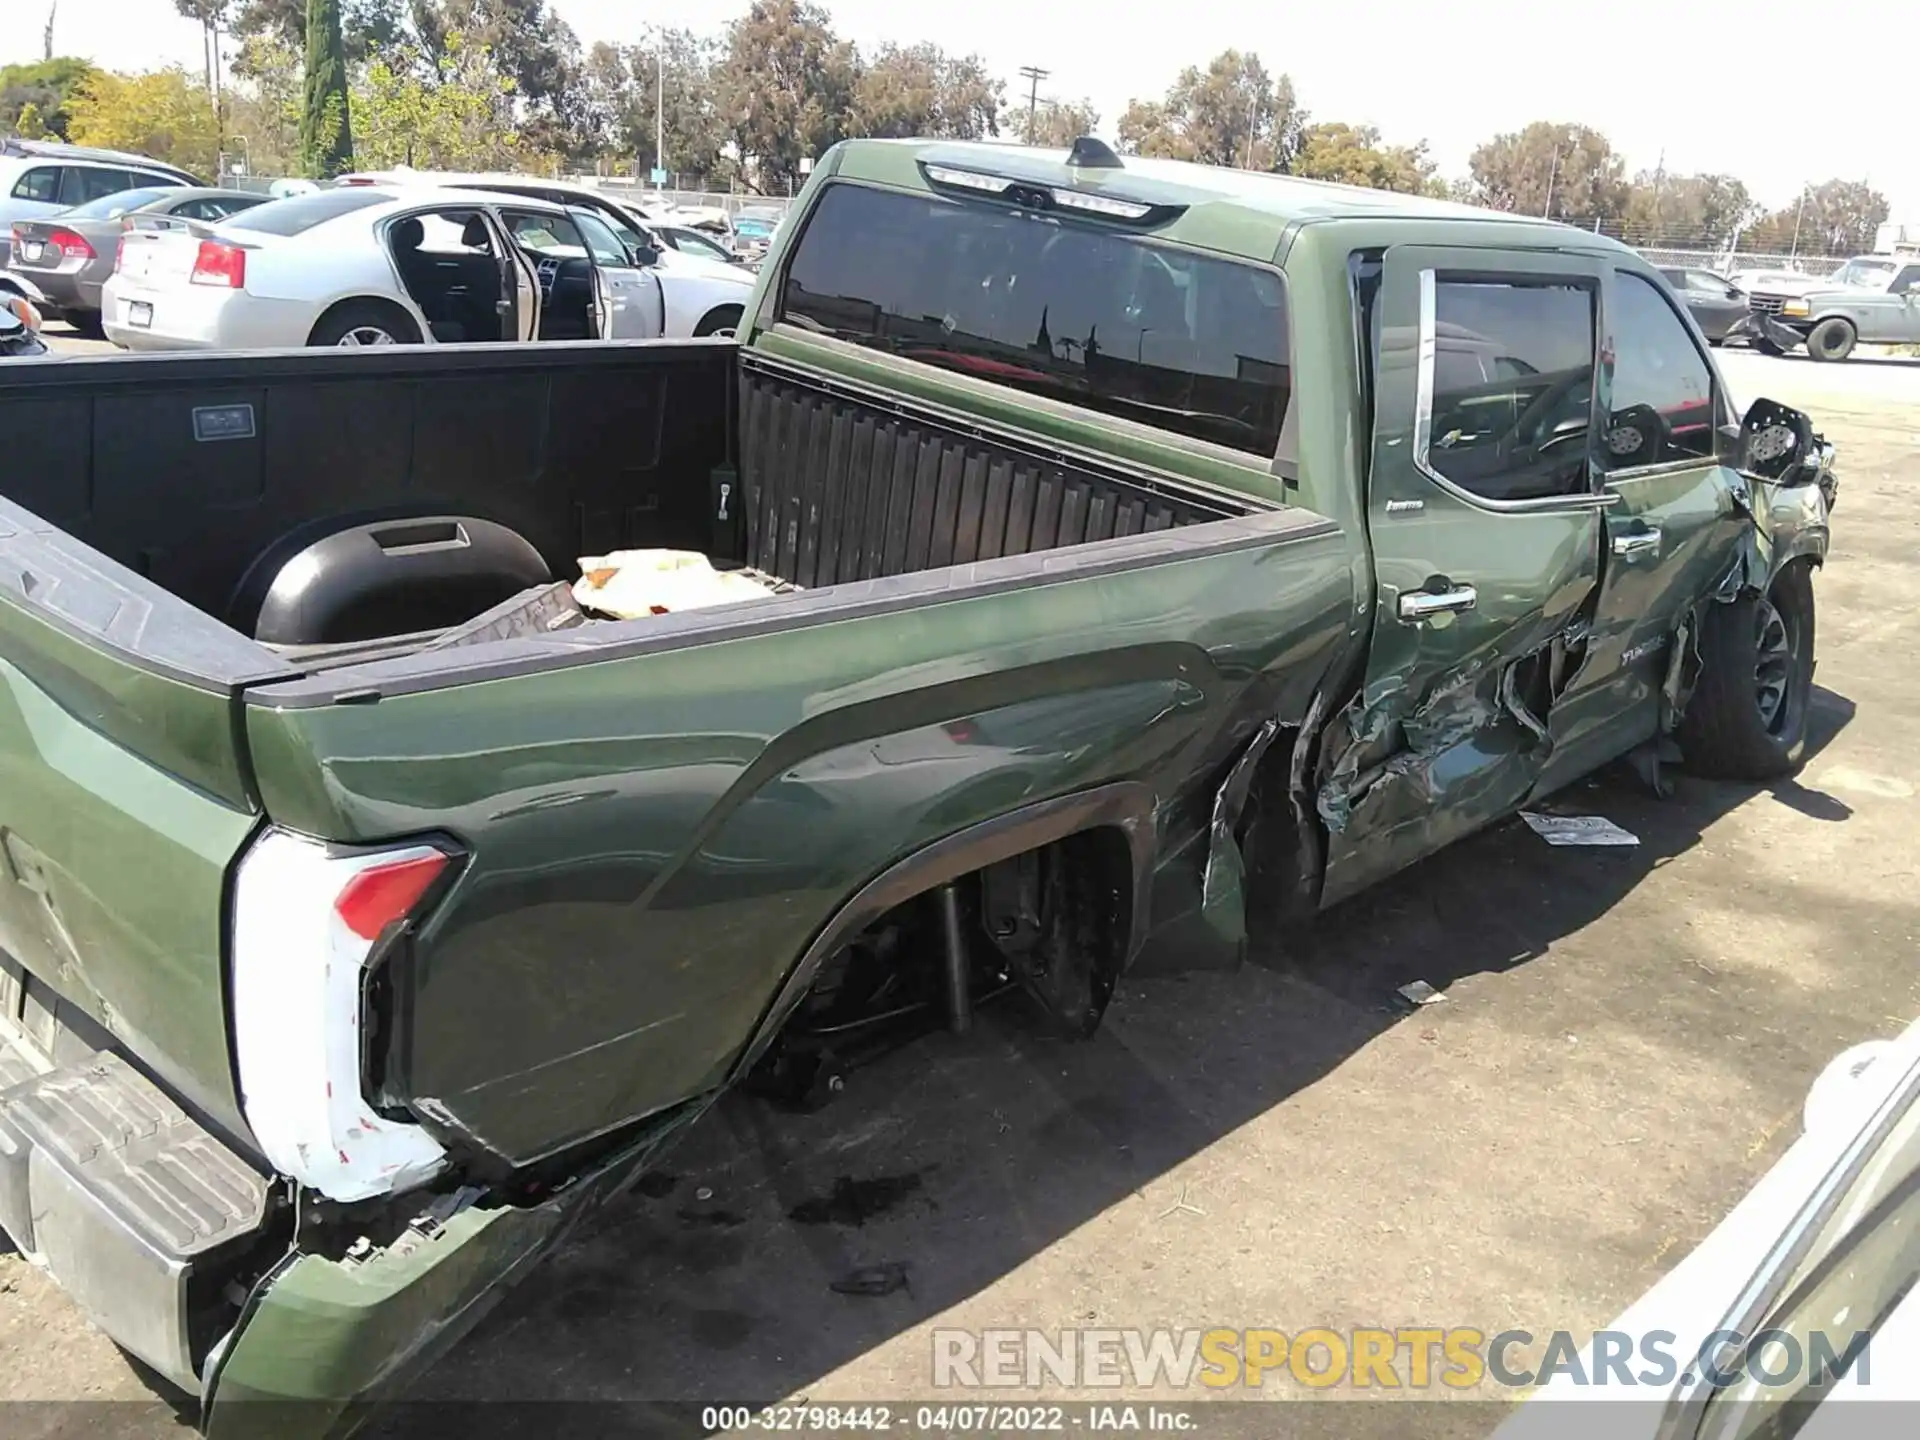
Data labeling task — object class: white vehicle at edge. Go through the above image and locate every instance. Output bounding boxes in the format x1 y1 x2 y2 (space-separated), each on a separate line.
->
102 185 667 351
336 169 755 338
1496 1016 1920 1440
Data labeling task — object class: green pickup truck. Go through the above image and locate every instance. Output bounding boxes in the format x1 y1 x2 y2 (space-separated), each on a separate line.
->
0 137 1835 1432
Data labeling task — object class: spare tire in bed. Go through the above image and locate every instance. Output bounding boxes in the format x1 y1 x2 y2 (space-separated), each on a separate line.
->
251 515 550 646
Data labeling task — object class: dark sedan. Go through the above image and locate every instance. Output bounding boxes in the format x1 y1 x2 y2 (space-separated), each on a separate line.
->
1656 266 1751 343
7 186 267 332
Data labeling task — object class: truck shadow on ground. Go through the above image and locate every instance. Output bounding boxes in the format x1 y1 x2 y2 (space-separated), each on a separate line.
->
380 688 1858 1428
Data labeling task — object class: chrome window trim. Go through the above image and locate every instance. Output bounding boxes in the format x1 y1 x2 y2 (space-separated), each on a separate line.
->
1412 268 1618 515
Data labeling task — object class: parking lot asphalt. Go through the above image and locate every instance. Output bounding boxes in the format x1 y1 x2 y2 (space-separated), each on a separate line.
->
1 349 1916 1431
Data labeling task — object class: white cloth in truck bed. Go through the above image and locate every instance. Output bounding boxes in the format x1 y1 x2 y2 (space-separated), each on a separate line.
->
573 550 789 620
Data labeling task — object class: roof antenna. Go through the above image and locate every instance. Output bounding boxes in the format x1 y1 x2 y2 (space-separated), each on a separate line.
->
1066 136 1123 171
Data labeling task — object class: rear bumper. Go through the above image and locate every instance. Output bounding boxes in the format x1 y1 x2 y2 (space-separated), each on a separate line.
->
17 268 104 315
0 1048 272 1396
202 1109 696 1440
101 283 310 351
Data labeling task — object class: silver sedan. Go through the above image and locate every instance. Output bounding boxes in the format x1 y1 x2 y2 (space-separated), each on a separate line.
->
102 185 666 351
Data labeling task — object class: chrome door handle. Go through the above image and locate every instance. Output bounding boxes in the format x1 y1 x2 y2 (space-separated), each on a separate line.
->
1397 585 1478 623
1613 528 1663 559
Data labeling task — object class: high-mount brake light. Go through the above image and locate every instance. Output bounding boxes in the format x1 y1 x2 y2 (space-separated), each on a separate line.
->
1048 190 1153 219
231 830 456 1201
923 164 1012 194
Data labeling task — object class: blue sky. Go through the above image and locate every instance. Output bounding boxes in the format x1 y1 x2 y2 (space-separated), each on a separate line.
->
7 0 1912 223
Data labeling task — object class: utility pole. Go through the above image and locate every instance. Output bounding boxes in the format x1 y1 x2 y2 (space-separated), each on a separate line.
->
43 0 55 59
1018 65 1050 146
655 46 665 185
1242 86 1259 169
1542 147 1559 219
1790 189 1807 260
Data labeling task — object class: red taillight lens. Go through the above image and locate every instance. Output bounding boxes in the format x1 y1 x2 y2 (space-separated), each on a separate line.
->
114 234 126 271
189 239 246 288
333 851 449 939
47 227 94 260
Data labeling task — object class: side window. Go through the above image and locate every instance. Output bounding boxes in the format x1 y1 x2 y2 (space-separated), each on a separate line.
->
571 212 632 268
9 166 61 202
1423 278 1596 503
63 167 136 204
1606 271 1716 470
1892 266 1920 296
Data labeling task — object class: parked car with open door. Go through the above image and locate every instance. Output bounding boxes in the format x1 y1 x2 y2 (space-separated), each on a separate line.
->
337 170 756 335
100 185 664 351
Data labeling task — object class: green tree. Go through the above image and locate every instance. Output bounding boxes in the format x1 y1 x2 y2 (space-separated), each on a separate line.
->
354 30 538 171
1022 96 1100 149
300 0 354 176
1292 121 1442 195
577 31 727 181
1468 121 1626 224
0 56 98 138
224 33 304 173
232 0 404 65
1116 51 1306 172
717 0 857 193
850 43 1000 140
1742 179 1890 257
66 67 220 174
1617 171 1756 247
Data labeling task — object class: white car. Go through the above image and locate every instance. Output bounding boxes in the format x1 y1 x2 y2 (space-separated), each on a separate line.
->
102 185 666 351
1497 1017 1920 1438
1 137 198 261
336 170 755 337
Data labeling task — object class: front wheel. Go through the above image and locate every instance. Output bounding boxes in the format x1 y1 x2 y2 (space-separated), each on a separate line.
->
1677 564 1816 780
1806 317 1857 363
693 304 743 338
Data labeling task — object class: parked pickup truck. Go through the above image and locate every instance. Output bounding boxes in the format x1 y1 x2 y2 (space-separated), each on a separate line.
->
1736 250 1920 360
0 137 1835 1434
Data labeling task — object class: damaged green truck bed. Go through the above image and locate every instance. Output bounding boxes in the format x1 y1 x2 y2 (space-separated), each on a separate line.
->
0 137 1833 1434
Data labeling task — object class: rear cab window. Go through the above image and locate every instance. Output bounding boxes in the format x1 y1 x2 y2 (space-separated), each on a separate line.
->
225 189 389 236
777 181 1292 459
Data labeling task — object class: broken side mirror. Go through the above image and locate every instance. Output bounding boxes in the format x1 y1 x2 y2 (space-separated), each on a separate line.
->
1737 398 1815 482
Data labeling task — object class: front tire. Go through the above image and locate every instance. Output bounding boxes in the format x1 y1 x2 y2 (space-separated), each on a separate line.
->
307 301 422 348
1805 317 1856 363
1677 564 1816 780
693 304 743 338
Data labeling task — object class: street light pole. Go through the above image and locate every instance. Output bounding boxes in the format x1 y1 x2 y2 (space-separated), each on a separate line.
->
1018 65 1051 145
655 46 665 186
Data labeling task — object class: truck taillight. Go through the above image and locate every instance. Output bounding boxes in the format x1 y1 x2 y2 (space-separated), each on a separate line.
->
231 829 455 1201
189 239 246 288
46 227 94 260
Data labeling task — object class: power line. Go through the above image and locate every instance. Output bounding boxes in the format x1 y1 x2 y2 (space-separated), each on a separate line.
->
1018 66 1051 146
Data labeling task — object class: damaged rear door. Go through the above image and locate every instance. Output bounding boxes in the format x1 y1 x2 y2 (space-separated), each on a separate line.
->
1320 246 1615 904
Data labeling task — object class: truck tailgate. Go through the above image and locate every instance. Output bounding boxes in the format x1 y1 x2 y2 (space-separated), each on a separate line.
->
0 499 292 1133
